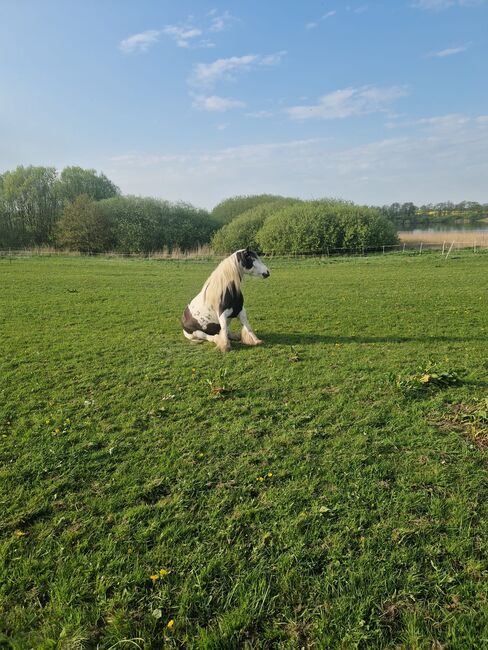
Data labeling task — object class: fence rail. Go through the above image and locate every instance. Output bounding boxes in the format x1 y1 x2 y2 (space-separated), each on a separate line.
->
1 240 488 260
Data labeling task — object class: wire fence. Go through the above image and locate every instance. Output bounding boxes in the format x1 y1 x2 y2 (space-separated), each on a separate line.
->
1 240 488 261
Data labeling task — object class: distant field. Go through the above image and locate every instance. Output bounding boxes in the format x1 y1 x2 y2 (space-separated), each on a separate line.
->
1 253 488 649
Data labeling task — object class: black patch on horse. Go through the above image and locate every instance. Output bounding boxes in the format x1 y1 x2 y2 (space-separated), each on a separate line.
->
236 248 257 270
220 281 244 317
181 306 221 335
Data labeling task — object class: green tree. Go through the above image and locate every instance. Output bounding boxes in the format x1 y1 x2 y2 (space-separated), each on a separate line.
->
0 174 10 247
57 167 120 203
0 166 60 246
57 195 114 252
97 196 217 253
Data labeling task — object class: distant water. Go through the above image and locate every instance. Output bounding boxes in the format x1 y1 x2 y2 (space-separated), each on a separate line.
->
408 224 488 234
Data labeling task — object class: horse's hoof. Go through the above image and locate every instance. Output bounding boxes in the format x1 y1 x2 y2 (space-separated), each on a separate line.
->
255 339 264 345
216 341 231 353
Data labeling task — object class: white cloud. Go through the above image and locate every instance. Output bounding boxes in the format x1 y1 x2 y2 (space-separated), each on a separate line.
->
190 52 286 86
387 113 471 130
261 51 287 66
119 30 161 54
306 9 337 28
286 85 408 120
428 44 469 57
162 25 203 48
413 0 485 9
192 94 246 112
119 24 208 53
208 10 236 32
107 116 488 207
191 55 257 85
120 12 238 53
418 114 470 128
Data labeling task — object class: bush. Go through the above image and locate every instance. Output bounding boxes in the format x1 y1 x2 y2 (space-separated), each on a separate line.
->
211 194 291 225
256 201 398 254
211 199 301 253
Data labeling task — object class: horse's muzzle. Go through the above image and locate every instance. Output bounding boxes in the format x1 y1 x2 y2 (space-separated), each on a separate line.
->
262 271 270 278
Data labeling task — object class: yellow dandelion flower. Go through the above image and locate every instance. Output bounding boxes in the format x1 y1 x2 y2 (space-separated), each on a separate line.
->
267 472 273 477
256 476 264 482
14 530 26 537
159 568 170 577
150 574 160 583
167 619 175 630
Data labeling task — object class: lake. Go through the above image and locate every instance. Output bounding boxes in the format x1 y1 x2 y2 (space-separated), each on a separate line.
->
408 223 488 234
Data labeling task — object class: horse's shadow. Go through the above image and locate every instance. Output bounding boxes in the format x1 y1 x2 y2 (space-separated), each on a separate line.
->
258 332 487 346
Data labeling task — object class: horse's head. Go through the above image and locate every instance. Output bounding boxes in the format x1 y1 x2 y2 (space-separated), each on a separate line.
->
236 248 270 279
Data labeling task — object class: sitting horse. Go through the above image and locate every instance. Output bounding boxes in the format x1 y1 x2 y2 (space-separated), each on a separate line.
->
181 248 270 352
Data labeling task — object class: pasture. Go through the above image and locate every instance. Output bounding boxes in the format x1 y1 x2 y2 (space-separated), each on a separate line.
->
1 252 488 649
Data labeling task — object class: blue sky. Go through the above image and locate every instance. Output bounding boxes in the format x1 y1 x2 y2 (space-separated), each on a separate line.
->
1 0 487 208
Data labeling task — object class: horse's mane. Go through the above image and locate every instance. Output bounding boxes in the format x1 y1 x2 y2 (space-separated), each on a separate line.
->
203 252 242 312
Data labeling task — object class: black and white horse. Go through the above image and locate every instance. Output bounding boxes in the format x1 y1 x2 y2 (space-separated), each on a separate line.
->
181 248 270 352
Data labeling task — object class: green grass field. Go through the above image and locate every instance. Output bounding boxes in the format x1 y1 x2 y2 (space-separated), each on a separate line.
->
1 252 488 649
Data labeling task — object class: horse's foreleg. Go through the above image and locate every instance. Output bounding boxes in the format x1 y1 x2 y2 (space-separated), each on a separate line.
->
217 309 233 352
238 308 263 345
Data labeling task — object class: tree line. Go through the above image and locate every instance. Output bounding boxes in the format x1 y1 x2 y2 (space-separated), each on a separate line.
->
0 165 217 252
380 201 488 228
1 165 486 253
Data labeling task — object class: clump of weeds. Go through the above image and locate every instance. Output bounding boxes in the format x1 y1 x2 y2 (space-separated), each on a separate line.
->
395 362 464 398
206 368 233 397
